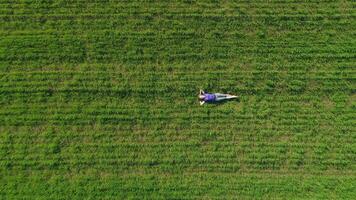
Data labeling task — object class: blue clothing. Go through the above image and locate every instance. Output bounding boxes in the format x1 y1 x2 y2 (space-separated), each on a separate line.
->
204 94 216 102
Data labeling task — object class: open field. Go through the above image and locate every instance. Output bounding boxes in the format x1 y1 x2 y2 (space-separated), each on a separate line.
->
0 0 355 199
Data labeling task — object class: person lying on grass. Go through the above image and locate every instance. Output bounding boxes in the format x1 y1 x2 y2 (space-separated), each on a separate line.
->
198 89 238 105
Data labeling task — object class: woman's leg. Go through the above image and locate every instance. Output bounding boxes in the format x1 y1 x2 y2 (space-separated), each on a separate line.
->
215 93 238 101
214 93 228 101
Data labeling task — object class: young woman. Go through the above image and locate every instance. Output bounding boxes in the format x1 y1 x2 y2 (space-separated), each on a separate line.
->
198 90 238 105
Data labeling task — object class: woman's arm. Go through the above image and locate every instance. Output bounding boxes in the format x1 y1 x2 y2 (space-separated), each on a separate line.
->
200 89 204 95
200 101 205 105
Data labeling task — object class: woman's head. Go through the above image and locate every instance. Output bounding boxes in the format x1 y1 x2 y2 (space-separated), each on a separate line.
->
198 94 205 100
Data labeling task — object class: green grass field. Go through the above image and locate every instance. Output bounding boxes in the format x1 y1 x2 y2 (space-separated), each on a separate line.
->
1 0 355 199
